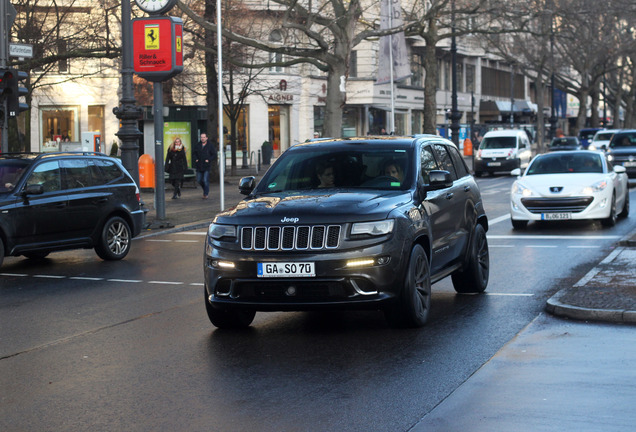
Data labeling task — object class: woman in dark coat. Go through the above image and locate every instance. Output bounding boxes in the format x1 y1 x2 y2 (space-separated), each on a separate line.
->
165 137 188 199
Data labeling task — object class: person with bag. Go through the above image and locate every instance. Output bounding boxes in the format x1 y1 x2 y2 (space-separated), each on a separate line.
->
165 137 188 199
193 132 217 199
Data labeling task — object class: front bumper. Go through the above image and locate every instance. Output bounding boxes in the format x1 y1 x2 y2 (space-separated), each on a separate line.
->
510 193 612 221
204 240 407 311
475 158 519 173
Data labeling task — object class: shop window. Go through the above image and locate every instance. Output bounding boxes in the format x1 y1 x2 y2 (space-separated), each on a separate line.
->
88 105 105 136
40 106 79 152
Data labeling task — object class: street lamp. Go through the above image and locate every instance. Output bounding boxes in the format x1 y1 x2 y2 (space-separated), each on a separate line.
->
449 0 460 146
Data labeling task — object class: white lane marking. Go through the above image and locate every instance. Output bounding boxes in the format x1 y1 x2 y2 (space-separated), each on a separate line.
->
488 214 511 225
486 293 534 297
70 277 104 281
567 245 600 249
1 273 28 277
189 282 205 286
147 239 172 242
175 240 199 243
106 279 143 283
488 235 621 240
148 281 185 285
34 274 65 279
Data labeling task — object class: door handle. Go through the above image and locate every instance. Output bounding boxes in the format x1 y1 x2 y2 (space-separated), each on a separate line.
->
463 186 471 192
445 193 454 200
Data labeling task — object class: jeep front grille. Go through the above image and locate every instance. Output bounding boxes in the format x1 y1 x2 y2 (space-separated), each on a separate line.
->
241 225 341 251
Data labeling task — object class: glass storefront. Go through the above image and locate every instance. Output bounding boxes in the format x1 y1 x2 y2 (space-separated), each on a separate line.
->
40 106 80 152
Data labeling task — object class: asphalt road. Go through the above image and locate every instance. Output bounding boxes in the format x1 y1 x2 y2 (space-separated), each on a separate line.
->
1 176 634 431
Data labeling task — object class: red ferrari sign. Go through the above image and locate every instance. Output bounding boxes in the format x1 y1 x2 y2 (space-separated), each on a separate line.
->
133 16 183 82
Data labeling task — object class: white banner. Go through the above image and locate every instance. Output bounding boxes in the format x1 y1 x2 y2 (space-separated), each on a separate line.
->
376 0 410 85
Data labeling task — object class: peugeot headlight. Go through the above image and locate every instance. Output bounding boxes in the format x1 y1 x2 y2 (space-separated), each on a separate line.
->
208 223 237 240
511 182 534 197
351 220 395 236
582 180 607 195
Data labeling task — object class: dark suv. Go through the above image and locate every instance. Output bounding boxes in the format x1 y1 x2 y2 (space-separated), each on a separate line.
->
607 130 636 178
203 136 489 329
0 152 145 267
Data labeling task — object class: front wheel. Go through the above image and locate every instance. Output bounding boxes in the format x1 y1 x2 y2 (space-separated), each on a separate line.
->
618 189 629 218
385 244 431 328
452 223 489 294
601 193 617 227
205 289 255 329
95 216 132 260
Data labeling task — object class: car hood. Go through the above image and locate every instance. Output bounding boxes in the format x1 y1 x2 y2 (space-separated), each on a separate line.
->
213 190 412 225
518 173 609 197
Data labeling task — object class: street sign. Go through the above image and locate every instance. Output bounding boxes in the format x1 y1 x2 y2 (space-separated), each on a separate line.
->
9 43 33 58
132 16 183 82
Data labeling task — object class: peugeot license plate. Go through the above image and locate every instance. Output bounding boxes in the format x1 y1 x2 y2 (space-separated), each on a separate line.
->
542 213 571 220
258 262 315 278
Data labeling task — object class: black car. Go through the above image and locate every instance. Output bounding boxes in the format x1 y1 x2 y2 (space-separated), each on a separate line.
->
0 152 146 267
607 130 636 178
203 136 489 329
548 136 581 151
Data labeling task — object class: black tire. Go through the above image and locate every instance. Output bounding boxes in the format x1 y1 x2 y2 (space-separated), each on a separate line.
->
618 189 629 219
23 251 50 260
601 193 617 227
0 237 4 269
384 244 431 328
452 224 489 294
511 219 528 230
95 216 132 260
205 289 255 329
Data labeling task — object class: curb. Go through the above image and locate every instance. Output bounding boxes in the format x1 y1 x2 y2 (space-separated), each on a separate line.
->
546 226 636 323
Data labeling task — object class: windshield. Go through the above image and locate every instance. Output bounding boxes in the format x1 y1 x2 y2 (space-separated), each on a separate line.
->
479 136 516 149
550 138 577 147
0 160 30 192
594 133 614 141
526 153 603 175
610 132 636 148
255 146 413 193
579 130 599 140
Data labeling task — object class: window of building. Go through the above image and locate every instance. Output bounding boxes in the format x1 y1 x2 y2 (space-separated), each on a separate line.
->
443 59 451 91
410 54 423 87
457 62 464 92
349 51 357 78
88 105 104 136
466 64 475 93
58 40 68 73
40 106 80 152
269 30 284 73
412 110 423 134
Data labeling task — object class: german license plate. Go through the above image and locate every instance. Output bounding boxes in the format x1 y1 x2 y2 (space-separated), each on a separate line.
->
623 161 636 167
487 162 501 166
257 262 315 278
542 213 571 220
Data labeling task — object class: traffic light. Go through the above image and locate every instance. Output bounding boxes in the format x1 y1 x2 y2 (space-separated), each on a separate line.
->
6 68 29 118
0 69 12 101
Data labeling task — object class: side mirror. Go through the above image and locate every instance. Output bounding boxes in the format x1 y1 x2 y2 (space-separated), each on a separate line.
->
614 165 627 174
21 184 44 196
510 168 521 176
238 176 256 195
427 170 453 190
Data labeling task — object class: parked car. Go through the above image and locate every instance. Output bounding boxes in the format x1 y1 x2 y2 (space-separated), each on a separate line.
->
509 150 629 230
590 129 621 151
474 129 532 176
606 129 636 179
203 136 489 329
547 136 581 152
0 152 146 268
578 127 604 149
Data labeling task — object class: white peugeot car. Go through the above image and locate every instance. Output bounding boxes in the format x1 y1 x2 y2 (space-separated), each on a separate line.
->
510 150 629 229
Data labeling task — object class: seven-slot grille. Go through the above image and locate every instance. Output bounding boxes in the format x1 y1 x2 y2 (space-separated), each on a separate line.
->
241 225 341 251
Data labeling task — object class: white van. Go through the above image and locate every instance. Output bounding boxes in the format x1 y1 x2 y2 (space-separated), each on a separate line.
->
474 129 532 177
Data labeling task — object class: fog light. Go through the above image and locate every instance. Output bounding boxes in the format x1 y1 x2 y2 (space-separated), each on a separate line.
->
599 198 608 209
211 260 235 269
377 256 391 265
346 258 375 268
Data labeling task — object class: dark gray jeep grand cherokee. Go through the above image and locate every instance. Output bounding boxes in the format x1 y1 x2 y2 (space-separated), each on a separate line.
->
204 136 489 328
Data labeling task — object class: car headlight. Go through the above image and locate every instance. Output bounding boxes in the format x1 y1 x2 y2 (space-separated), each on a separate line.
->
351 220 395 236
582 180 607 195
512 182 534 197
208 223 237 240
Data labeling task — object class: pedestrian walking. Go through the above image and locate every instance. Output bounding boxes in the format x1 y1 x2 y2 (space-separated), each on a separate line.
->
165 137 188 199
193 132 217 199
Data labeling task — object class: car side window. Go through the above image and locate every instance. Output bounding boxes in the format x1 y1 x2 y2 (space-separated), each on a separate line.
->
61 159 97 189
419 146 440 185
26 161 62 192
447 145 469 178
95 159 124 183
432 144 458 181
